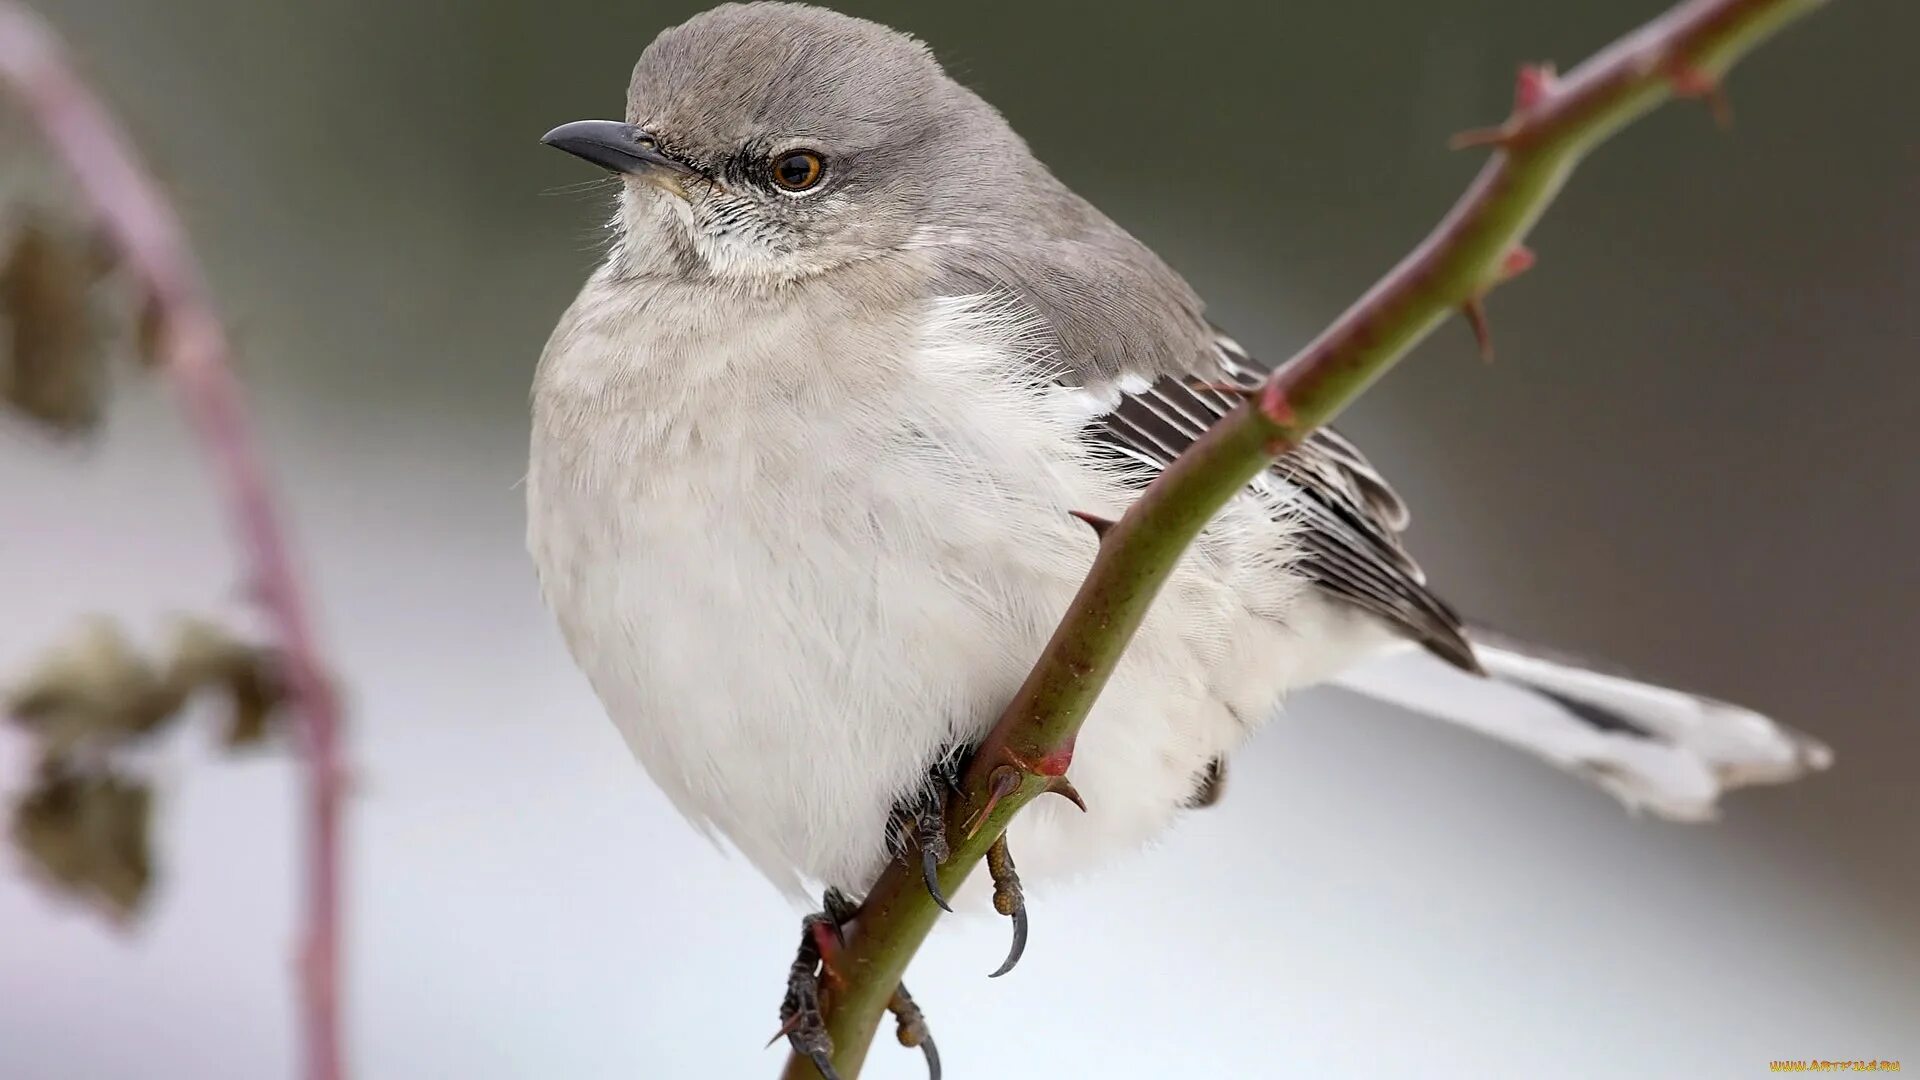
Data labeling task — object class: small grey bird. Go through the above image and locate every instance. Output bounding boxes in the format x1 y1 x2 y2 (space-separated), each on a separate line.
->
527 1 1828 1068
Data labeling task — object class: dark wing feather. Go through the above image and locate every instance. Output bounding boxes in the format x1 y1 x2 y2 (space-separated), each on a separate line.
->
918 168 1474 670
1088 329 1480 673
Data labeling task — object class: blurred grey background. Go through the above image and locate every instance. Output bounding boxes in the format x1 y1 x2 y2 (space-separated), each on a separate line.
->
2 0 1915 1077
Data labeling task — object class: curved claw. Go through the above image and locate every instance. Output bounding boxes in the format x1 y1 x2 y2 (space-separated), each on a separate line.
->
985 834 1028 977
802 1047 841 1080
920 843 954 912
780 990 841 1080
821 886 861 927
987 900 1028 978
891 984 942 1080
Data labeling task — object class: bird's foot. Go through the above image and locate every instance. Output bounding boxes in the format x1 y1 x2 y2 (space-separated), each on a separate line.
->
892 752 1033 975
776 887 941 1080
892 755 963 912
776 888 858 1080
889 982 942 1080
985 833 1028 977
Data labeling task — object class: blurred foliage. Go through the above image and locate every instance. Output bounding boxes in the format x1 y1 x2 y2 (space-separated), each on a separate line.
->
3 102 294 919
0 98 113 435
0 216 109 435
5 617 291 920
12 762 153 919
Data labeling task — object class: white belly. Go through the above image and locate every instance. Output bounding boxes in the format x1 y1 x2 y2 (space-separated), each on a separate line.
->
528 283 1321 896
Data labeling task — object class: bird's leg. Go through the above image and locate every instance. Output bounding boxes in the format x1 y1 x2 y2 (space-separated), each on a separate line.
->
888 982 942 1080
985 833 1028 977
777 887 941 1080
892 751 1033 975
891 754 964 912
776 887 858 1080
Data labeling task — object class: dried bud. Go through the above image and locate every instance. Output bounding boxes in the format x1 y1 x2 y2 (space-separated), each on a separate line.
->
1 218 109 435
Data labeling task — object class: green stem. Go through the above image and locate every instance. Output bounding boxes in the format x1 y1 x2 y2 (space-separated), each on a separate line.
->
788 0 1830 1075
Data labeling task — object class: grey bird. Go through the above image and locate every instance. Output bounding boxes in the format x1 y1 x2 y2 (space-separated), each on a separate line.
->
526 3 1830 1073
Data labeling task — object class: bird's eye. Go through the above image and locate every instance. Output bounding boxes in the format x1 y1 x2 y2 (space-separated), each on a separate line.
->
770 150 825 192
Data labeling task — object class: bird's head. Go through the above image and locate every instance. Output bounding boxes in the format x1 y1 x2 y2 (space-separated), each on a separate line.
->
543 2 1014 285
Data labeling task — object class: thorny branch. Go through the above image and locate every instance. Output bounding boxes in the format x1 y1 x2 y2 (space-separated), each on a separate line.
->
0 6 348 1080
786 0 1834 1076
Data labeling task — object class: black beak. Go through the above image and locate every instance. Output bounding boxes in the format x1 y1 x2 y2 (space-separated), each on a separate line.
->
540 120 700 180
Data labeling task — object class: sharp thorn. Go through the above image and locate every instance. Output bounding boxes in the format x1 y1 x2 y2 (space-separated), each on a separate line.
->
920 842 953 913
1068 509 1115 538
1670 65 1733 129
961 808 988 841
765 1011 803 1049
964 765 1024 840
1461 298 1494 363
1501 244 1537 281
1455 62 1556 151
1513 62 1558 111
1708 89 1734 130
1044 775 1087 812
1448 124 1514 151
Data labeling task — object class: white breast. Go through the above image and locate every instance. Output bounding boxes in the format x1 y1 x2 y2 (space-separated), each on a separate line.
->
527 270 1320 896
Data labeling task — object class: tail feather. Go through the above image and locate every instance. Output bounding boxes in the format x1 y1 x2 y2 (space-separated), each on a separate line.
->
1330 634 1832 820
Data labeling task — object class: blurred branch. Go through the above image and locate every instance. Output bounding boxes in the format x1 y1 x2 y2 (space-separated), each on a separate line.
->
0 7 347 1080
789 0 1832 1076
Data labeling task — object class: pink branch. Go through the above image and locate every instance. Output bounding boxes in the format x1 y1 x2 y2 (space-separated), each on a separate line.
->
0 7 346 1079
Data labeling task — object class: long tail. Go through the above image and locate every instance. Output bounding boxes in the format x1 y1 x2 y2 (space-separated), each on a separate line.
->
1330 632 1832 821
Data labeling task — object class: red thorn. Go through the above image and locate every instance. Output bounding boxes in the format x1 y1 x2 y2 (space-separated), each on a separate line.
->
1068 509 1115 538
965 765 1025 840
1461 298 1494 363
1669 65 1733 129
1447 124 1515 151
1258 381 1297 427
1456 62 1556 152
1501 244 1537 281
1044 776 1087 813
1514 62 1558 111
766 1011 804 1049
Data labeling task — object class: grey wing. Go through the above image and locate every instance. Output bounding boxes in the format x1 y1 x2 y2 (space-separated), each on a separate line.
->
920 151 1825 815
1086 328 1481 673
924 189 1474 670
